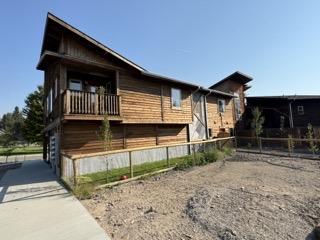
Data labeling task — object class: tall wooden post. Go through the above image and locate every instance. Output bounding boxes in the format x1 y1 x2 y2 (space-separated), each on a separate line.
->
72 159 78 187
259 137 262 153
166 146 170 167
192 144 196 166
129 151 133 178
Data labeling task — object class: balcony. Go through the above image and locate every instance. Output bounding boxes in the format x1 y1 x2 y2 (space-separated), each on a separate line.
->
63 89 121 120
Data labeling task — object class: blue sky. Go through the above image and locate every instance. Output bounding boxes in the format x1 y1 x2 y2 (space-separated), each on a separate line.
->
0 0 320 116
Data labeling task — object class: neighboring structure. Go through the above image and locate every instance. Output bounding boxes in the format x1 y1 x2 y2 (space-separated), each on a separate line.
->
37 13 252 174
209 71 253 132
245 95 320 128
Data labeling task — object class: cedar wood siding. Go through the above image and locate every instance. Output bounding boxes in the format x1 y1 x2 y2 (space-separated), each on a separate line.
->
206 95 234 137
212 80 246 114
61 122 188 155
119 71 192 124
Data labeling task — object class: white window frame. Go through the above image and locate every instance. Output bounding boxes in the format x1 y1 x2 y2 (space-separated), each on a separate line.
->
218 99 226 113
297 105 304 115
171 88 182 109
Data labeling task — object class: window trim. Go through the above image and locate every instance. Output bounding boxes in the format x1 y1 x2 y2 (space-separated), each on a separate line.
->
218 99 226 113
171 87 182 109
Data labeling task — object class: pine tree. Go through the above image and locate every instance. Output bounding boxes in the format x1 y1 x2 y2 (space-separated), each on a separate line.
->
22 86 44 144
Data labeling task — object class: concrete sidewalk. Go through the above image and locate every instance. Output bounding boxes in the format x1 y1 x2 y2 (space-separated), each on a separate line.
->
0 159 109 240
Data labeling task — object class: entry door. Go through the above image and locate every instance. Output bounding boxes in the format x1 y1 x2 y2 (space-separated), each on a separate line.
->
189 92 207 141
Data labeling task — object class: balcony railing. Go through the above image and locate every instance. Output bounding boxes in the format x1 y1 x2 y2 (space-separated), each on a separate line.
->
63 89 121 116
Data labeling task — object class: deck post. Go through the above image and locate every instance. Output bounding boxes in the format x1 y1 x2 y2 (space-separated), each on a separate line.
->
94 94 99 115
65 90 70 114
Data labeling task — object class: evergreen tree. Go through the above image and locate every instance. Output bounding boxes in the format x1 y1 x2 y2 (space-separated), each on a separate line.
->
0 106 25 146
22 86 44 144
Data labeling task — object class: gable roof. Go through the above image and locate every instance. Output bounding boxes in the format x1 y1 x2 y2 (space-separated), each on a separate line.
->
209 71 253 89
40 13 147 72
38 13 238 99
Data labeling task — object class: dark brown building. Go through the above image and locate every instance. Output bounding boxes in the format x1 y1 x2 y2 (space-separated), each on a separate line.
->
245 95 320 129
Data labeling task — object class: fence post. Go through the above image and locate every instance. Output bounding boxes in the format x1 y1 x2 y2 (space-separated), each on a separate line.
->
287 138 291 157
166 146 170 167
234 137 238 150
192 144 196 166
218 140 222 150
129 151 133 178
72 159 78 187
259 137 262 153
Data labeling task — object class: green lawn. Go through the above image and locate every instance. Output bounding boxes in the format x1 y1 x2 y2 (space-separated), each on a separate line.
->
79 154 195 185
0 146 42 156
79 147 231 186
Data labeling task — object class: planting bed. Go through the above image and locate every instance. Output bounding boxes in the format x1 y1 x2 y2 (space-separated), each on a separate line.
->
82 153 320 240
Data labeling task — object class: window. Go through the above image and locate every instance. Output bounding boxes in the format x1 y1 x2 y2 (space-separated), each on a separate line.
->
69 79 82 91
171 88 182 108
297 106 304 115
218 99 226 113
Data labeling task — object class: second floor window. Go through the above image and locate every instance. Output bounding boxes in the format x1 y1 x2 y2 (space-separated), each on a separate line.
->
218 99 226 113
171 88 182 109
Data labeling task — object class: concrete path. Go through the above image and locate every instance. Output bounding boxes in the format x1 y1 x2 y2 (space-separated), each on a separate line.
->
0 159 109 240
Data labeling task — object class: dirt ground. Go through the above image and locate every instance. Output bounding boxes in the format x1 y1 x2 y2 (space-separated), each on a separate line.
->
82 153 320 240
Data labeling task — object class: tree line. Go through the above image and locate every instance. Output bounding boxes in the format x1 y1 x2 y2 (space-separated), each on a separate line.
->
0 86 44 147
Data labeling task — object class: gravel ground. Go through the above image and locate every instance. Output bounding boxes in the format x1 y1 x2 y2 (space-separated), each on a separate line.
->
82 153 320 240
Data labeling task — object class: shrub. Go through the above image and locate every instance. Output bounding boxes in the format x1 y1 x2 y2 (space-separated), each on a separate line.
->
222 147 233 156
203 149 219 163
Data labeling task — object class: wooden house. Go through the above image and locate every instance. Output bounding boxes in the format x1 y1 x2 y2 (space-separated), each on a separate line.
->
37 13 252 174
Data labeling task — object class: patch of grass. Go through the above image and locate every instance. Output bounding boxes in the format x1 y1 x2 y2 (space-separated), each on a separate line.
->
79 148 233 186
73 183 96 200
0 146 42 156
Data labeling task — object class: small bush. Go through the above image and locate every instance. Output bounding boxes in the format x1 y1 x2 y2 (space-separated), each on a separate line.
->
222 147 233 156
175 155 194 170
203 149 220 163
73 183 95 200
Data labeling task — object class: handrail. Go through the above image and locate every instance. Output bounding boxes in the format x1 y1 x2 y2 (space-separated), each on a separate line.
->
63 89 120 115
63 137 235 160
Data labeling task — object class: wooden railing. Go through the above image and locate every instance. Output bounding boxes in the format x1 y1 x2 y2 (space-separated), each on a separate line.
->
63 89 121 115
